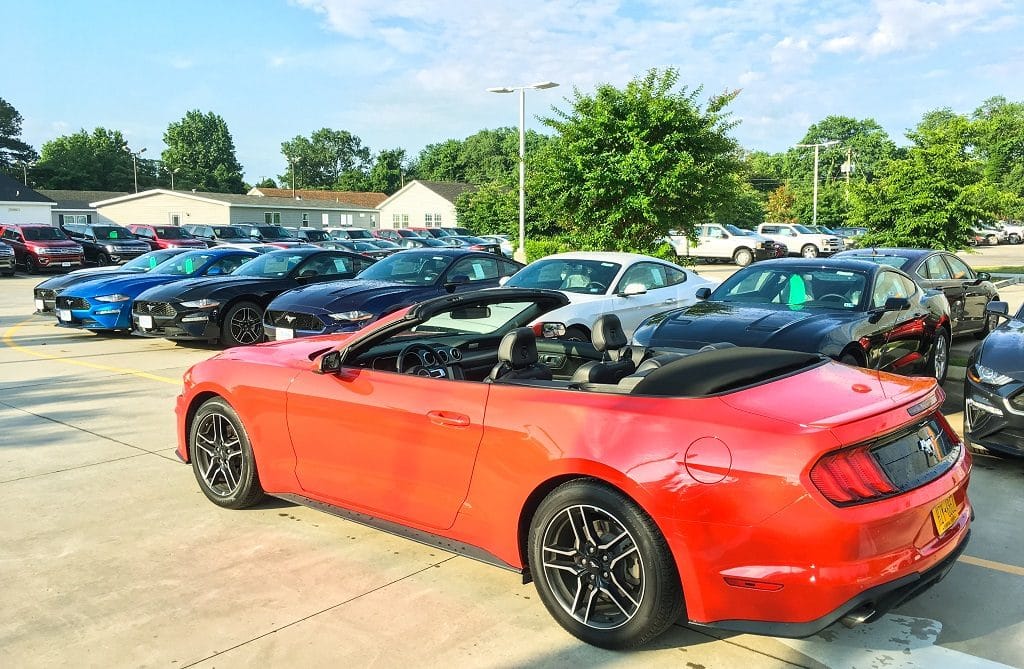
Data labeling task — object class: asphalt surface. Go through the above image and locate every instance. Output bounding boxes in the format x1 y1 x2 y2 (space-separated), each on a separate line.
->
1 255 1023 668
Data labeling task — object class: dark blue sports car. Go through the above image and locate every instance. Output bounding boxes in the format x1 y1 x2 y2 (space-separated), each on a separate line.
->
633 258 952 381
54 248 257 332
964 301 1024 457
263 248 522 340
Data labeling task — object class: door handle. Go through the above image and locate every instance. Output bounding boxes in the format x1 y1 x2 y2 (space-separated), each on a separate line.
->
427 410 471 427
662 298 677 305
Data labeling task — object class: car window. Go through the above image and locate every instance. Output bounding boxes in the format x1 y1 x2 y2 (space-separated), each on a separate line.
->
615 262 678 293
133 227 156 238
293 254 362 278
871 271 913 309
920 255 953 280
447 256 499 283
504 258 622 294
943 254 975 280
716 266 867 310
411 300 539 336
235 252 306 277
761 226 779 234
205 255 251 275
358 253 451 285
92 226 133 240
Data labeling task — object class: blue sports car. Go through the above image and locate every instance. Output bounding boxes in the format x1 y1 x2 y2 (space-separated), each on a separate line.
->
54 248 257 331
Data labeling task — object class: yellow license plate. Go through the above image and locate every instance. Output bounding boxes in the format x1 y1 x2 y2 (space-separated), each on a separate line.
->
931 495 958 536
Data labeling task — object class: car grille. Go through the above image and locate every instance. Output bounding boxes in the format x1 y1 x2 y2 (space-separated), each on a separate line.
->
266 310 324 331
34 288 57 301
871 417 959 491
57 296 91 310
0 246 13 256
133 301 178 317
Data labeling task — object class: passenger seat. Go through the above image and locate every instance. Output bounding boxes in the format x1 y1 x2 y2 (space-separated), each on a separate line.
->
486 328 554 383
570 314 636 384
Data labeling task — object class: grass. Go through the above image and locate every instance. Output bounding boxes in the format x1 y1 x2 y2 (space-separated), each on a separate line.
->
977 266 1024 274
950 355 970 368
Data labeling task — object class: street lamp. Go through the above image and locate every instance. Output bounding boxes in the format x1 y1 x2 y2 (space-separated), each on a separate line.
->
164 165 179 190
123 145 147 193
19 160 34 186
795 140 839 226
288 155 300 198
487 80 560 262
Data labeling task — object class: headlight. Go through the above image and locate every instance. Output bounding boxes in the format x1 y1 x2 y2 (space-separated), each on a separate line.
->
968 363 1015 386
181 298 220 309
105 244 117 251
95 294 131 303
329 310 374 322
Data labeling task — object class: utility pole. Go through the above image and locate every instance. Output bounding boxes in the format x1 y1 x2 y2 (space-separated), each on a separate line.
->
796 140 840 225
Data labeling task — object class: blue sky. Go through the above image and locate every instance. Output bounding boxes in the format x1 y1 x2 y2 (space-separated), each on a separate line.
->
4 0 1023 184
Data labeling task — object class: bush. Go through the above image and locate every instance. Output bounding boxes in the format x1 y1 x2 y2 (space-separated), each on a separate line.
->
524 236 574 262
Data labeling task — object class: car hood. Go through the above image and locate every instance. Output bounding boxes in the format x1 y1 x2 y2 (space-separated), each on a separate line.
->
135 275 275 301
62 273 198 298
270 280 433 313
28 240 81 249
977 318 1024 379
213 331 361 370
646 302 858 350
37 268 137 290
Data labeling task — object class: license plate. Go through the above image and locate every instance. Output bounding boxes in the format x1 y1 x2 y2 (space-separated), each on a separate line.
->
61 262 71 267
138 315 154 330
35 299 44 311
275 327 294 340
58 309 72 322
931 494 958 536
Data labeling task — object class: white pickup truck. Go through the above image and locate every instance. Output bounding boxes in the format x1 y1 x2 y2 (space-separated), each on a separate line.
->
756 223 843 258
665 224 780 266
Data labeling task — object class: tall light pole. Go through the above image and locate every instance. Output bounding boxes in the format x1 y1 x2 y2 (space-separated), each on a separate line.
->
795 140 839 226
20 160 34 185
288 155 300 198
123 145 147 193
164 165 179 190
487 81 559 262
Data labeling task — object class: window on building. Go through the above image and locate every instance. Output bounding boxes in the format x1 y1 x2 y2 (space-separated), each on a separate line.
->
302 213 309 227
264 212 281 225
425 213 434 227
169 213 181 226
340 213 353 226
434 213 442 226
392 213 401 229
401 214 409 226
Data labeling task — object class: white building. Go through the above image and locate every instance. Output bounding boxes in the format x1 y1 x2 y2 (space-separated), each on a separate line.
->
377 180 475 229
0 174 55 225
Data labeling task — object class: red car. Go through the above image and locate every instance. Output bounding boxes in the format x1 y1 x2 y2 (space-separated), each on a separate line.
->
176 288 972 649
127 224 208 250
0 223 84 273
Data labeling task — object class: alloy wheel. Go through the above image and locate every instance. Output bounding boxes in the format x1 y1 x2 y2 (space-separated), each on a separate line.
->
229 307 263 344
933 333 948 380
192 413 243 496
541 504 645 630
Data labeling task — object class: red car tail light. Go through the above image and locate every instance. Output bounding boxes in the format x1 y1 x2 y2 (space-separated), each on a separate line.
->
810 445 897 505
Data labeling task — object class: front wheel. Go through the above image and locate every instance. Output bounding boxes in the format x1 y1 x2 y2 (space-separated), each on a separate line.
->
987 235 999 246
220 301 265 347
801 244 819 258
732 247 754 267
189 398 265 509
528 479 684 649
96 252 111 266
929 327 950 384
26 255 40 274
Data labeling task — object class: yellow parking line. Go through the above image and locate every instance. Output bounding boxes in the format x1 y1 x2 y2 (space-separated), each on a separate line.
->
959 555 1024 577
1 317 179 385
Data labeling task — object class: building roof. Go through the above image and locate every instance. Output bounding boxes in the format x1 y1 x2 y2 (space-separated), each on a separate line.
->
91 189 378 211
248 187 388 208
0 173 54 204
416 180 476 203
38 189 128 210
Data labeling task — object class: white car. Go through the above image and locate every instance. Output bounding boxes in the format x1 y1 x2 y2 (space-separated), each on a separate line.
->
502 251 717 340
476 234 514 257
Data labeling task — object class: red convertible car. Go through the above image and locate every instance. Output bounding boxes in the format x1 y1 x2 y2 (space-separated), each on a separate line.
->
176 288 972 649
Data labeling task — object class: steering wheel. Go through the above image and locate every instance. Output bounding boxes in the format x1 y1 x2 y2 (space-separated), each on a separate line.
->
587 281 607 293
816 293 847 304
396 342 441 375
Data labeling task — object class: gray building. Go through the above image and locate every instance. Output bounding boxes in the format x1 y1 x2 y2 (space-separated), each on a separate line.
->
38 190 128 227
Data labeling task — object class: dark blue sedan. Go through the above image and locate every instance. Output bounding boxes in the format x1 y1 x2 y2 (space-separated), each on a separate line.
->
263 248 522 339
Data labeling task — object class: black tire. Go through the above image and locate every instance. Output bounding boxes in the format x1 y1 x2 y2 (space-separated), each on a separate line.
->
1010 233 1021 245
562 326 590 343
929 327 950 384
96 252 111 266
189 397 265 509
1 270 14 277
26 255 40 274
528 479 684 649
732 247 754 267
987 235 998 246
801 244 819 258
220 300 265 347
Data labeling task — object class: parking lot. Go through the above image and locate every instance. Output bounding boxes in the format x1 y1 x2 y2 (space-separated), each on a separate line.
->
1 249 1023 668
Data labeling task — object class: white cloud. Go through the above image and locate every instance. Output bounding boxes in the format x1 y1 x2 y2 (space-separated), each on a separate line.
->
770 36 814 67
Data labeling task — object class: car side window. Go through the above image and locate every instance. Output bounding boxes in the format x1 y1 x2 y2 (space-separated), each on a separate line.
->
448 256 499 282
707 225 726 238
663 266 687 286
871 272 913 309
943 254 975 281
761 226 778 234
615 262 670 292
353 257 376 273
207 255 250 275
919 255 952 280
498 259 520 276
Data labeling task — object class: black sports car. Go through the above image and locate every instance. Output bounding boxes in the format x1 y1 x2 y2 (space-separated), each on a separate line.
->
964 301 1024 456
32 248 190 313
834 248 999 338
633 258 952 381
131 248 376 347
264 248 523 340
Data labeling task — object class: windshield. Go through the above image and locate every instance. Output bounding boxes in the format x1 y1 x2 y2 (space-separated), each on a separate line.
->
92 226 134 240
396 230 423 238
723 225 748 235
122 249 183 272
357 253 452 285
713 266 868 310
155 252 217 276
370 239 400 249
504 258 621 295
212 227 246 239
404 237 447 248
411 300 538 336
347 229 374 240
258 226 294 239
842 254 910 270
152 226 194 239
301 230 330 242
23 227 69 241
351 241 378 251
233 252 306 278
793 225 814 234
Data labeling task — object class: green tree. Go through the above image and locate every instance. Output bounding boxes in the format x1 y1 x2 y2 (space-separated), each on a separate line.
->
162 110 245 193
539 68 742 252
412 128 552 186
971 96 1024 196
33 128 134 190
254 177 278 189
712 178 765 228
765 184 798 222
0 97 37 178
367 148 406 194
744 150 785 195
280 128 371 190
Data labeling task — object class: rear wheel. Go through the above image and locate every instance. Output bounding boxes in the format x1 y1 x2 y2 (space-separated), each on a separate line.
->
732 247 754 267
801 244 819 258
528 480 683 649
929 327 950 384
220 301 265 347
189 398 265 509
974 299 1000 340
987 234 998 246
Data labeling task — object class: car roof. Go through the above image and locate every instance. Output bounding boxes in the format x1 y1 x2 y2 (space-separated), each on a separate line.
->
539 251 672 264
387 247 481 258
836 248 935 259
746 257 886 273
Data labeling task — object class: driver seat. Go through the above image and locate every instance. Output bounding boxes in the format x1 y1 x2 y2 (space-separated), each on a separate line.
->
570 314 636 384
486 328 553 383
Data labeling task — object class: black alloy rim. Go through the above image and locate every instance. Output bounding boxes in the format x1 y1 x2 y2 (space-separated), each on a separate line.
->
230 307 263 344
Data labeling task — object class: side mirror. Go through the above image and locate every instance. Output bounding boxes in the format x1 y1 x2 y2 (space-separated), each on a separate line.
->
883 296 910 311
975 271 992 282
619 283 647 297
316 350 342 374
498 275 510 286
985 301 1009 317
696 287 712 300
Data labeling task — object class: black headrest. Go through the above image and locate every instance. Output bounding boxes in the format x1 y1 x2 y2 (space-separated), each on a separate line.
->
592 314 627 352
497 327 539 369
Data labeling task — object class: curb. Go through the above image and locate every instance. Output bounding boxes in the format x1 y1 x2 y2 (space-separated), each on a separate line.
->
947 365 966 382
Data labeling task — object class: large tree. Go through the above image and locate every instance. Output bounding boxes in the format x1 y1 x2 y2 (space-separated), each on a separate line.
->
0 97 37 178
279 128 371 190
367 148 407 194
971 96 1024 197
539 68 743 251
412 128 552 185
33 128 135 190
162 110 245 193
